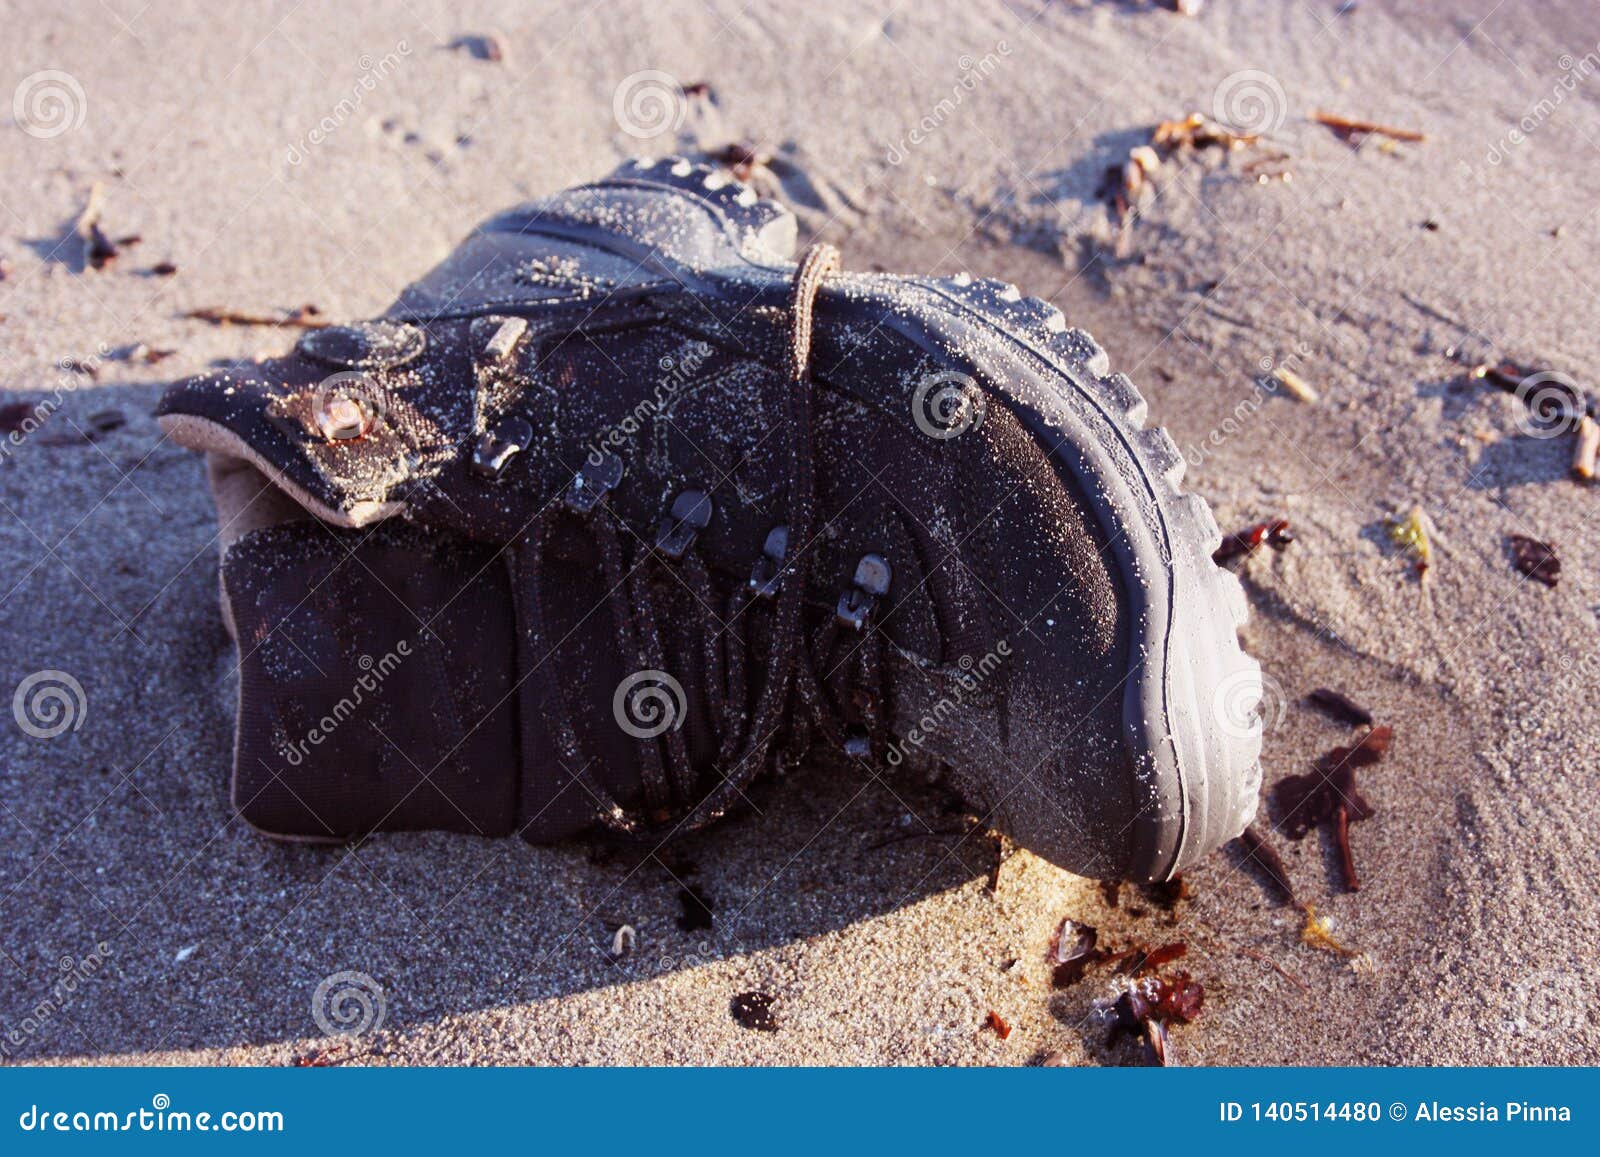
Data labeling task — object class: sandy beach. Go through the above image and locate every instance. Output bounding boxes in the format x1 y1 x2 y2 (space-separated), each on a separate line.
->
2 0 1597 1066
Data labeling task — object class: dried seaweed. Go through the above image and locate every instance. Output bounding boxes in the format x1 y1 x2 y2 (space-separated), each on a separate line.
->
1306 688 1373 727
1108 972 1205 1066
1272 725 1391 891
1235 825 1297 905
1300 904 1358 957
1386 506 1434 579
1046 917 1103 988
1507 535 1560 588
1213 518 1293 564
1112 941 1188 976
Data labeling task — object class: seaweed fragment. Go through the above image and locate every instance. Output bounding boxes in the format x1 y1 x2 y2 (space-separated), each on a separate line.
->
1108 972 1204 1066
1272 725 1391 891
1235 825 1297 906
1046 917 1103 988
1385 506 1434 579
1507 534 1559 588
1213 518 1293 564
1112 941 1188 975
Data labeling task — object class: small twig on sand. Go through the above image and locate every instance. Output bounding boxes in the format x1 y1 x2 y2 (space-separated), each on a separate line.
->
183 304 329 328
1238 945 1311 994
1311 111 1425 144
74 182 121 270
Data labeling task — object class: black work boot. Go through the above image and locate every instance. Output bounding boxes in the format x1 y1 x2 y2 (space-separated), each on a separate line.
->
158 158 1261 881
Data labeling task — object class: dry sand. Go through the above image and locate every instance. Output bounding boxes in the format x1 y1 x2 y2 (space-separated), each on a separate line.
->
2 0 1597 1066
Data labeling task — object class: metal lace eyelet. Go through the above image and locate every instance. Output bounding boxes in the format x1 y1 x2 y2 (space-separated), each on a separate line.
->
836 553 891 630
748 525 789 598
655 490 713 559
315 394 370 442
562 450 625 513
471 415 534 480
